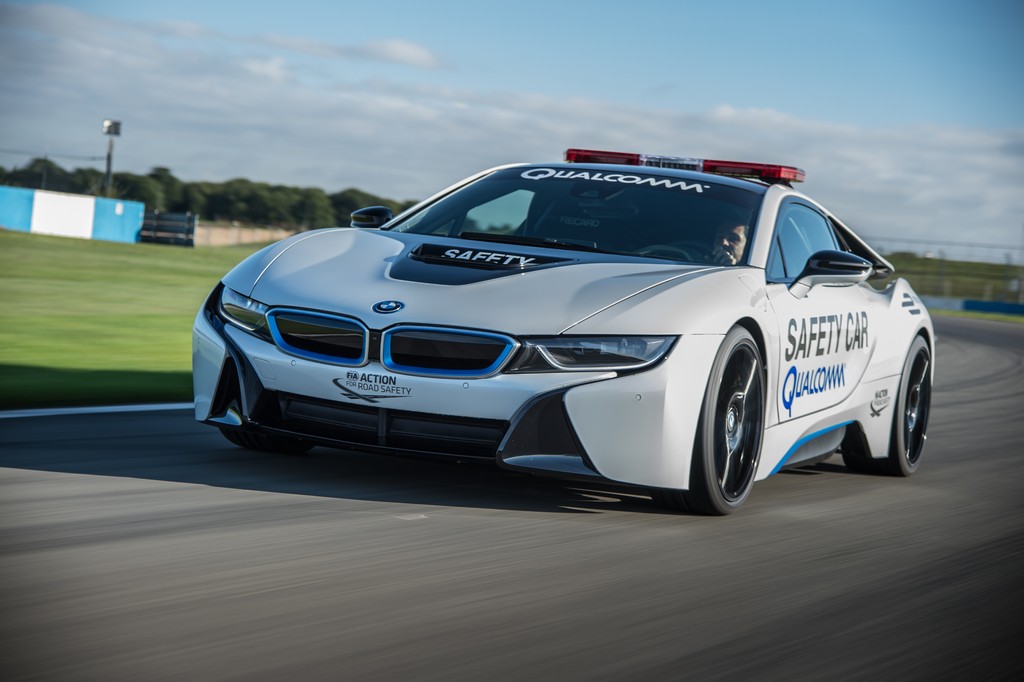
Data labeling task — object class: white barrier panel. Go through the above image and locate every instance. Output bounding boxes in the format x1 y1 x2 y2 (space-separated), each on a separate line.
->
1 186 144 243
30 190 95 239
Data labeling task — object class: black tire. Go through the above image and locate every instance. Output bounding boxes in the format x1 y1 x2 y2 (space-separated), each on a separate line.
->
883 336 932 475
219 427 313 455
654 326 765 515
842 335 931 476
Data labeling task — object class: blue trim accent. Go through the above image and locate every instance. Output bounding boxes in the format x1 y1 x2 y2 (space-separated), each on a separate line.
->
382 325 518 377
770 420 853 475
266 308 369 367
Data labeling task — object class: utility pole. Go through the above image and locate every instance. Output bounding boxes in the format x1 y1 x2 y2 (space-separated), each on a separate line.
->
102 119 121 195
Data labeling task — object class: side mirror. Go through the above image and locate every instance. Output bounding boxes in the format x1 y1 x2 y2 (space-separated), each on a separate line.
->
350 206 394 229
789 250 873 299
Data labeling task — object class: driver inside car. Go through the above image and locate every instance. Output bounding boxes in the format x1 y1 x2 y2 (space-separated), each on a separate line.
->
711 221 748 265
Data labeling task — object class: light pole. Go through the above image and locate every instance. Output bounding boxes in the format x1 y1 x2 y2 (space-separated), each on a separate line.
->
102 119 121 195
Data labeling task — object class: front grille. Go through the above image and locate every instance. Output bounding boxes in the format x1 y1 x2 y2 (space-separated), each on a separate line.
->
382 326 517 377
276 393 507 458
262 308 518 378
267 309 368 365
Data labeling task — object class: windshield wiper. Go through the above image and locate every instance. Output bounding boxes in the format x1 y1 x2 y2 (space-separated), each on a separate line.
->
457 231 616 254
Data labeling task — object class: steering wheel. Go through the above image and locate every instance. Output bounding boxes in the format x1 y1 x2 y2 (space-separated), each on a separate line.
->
636 241 707 262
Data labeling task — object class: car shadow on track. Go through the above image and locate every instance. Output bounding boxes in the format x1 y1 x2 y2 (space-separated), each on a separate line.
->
0 409 692 516
1 409 884 517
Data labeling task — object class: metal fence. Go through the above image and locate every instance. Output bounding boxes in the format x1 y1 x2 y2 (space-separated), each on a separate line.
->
865 235 1024 305
888 258 1024 303
140 211 196 247
863 235 1024 267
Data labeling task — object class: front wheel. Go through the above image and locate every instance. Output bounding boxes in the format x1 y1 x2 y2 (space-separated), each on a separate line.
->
654 326 765 515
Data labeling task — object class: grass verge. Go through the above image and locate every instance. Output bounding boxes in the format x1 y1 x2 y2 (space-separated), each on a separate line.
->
0 230 266 409
1 365 193 409
929 308 1024 324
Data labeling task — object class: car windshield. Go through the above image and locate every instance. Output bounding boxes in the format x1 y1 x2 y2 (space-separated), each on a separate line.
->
386 166 763 264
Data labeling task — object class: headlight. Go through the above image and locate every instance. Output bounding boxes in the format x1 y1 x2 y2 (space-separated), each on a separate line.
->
219 286 269 332
508 336 676 372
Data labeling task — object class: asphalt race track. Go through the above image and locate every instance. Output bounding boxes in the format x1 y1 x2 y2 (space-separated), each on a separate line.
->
2 316 1022 681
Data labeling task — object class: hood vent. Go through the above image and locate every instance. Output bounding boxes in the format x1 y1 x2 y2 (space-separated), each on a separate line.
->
410 243 570 269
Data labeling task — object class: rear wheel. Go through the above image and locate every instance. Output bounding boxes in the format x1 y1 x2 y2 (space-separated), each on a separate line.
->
654 326 765 515
219 427 313 455
842 335 931 475
884 336 932 475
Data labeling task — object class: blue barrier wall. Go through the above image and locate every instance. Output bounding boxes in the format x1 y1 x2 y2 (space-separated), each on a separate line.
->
93 197 145 242
0 186 144 243
0 186 35 232
921 296 1024 317
963 300 1024 316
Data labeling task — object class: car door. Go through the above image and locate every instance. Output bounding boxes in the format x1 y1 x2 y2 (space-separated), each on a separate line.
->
765 201 882 423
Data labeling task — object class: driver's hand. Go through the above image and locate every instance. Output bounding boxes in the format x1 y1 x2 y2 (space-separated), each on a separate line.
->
712 244 736 265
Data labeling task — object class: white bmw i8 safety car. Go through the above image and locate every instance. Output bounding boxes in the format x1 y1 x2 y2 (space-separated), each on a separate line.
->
193 148 933 514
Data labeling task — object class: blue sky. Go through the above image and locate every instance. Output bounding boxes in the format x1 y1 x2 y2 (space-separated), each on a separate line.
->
1 0 1022 256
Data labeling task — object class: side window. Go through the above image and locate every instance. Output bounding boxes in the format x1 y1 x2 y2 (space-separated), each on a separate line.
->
766 237 786 280
463 189 533 235
772 203 839 281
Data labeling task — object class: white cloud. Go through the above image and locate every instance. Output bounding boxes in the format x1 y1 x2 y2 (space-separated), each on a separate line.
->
355 39 443 69
1 3 1021 260
246 34 443 68
241 56 290 82
156 19 215 40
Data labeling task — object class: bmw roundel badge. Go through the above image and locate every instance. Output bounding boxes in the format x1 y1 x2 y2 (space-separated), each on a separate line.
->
373 300 404 314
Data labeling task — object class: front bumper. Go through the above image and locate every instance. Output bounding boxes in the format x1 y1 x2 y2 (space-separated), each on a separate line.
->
193 297 722 489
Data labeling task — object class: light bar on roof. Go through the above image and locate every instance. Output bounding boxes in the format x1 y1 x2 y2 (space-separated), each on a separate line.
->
564 148 805 183
701 159 805 183
564 149 643 165
565 148 703 171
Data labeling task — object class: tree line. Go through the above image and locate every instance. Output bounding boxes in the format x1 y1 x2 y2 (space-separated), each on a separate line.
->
0 158 417 230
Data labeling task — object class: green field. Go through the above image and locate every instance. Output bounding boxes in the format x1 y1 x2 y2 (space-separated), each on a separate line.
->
0 230 266 409
1 229 1020 410
884 252 1023 302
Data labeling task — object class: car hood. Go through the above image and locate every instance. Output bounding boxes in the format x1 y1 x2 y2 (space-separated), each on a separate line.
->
233 228 719 335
